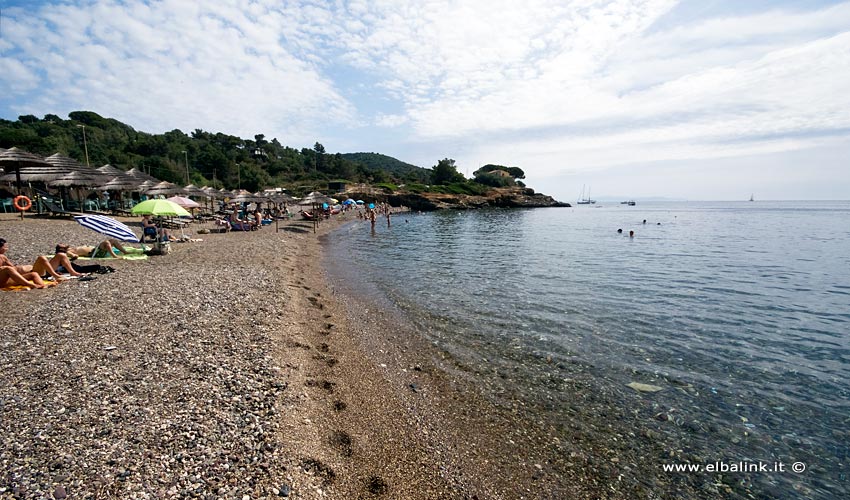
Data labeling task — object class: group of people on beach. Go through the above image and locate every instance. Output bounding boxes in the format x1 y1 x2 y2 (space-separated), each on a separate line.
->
0 237 127 290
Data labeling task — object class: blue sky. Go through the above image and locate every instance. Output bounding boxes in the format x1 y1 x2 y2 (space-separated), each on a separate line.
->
1 0 848 201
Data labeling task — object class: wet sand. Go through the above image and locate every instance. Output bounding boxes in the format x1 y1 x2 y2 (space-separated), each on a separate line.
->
0 213 603 499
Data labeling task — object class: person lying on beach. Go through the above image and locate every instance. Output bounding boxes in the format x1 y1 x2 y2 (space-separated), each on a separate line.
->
0 238 66 281
60 239 137 259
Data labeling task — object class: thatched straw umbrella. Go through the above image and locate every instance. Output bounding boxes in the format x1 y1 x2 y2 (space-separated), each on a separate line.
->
145 181 186 197
95 165 137 210
183 184 207 197
0 148 51 219
0 148 58 185
47 170 104 212
299 191 334 232
125 167 160 183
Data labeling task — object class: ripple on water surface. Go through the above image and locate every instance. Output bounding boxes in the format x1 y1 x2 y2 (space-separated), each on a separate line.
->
327 202 850 499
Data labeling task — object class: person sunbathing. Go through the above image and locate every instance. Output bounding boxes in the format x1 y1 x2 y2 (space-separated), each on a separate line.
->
50 245 87 276
0 237 66 281
61 239 136 259
0 265 47 289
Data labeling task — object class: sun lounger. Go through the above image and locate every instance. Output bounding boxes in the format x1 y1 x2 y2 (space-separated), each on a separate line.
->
40 199 79 217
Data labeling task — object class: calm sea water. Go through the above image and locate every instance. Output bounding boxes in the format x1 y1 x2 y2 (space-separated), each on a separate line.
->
326 201 850 497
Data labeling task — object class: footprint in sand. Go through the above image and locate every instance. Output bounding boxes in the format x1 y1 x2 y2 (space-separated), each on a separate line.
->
366 476 389 496
306 379 337 393
328 430 353 457
332 400 347 412
300 458 336 486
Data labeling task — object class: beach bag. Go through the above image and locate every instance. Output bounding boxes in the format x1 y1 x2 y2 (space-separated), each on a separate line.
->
144 243 170 256
70 263 116 274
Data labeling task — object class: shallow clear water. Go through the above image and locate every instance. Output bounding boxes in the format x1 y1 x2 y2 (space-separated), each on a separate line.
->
327 201 850 497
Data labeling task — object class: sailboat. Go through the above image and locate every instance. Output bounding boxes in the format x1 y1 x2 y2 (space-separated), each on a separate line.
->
749 193 754 202
577 185 596 205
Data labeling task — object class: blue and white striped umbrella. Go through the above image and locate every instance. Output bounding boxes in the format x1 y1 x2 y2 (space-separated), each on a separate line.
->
73 214 139 243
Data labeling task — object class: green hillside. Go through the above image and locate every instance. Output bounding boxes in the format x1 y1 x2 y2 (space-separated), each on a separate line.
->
0 111 428 195
339 152 431 183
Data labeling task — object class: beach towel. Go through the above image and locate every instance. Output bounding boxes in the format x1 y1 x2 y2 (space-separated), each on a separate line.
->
1 281 59 292
49 253 148 262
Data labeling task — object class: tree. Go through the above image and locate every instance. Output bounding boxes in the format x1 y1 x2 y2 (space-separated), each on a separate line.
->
507 166 525 179
313 142 325 172
473 164 525 179
431 158 465 185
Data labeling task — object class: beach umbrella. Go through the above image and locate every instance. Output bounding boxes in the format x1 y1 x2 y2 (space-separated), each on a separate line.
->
0 147 50 187
96 164 136 186
166 195 200 208
0 147 51 219
300 191 334 205
48 170 105 213
47 170 102 188
96 163 128 177
99 176 139 191
342 199 355 205
182 184 207 197
271 193 298 204
146 181 186 196
73 214 139 243
125 167 160 182
131 198 192 243
355 200 364 205
131 199 191 217
135 180 158 193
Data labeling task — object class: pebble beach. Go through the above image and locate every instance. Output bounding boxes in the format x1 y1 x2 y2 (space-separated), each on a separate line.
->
0 213 596 500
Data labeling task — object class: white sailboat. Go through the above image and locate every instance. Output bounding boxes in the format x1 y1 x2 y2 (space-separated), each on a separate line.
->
577 185 596 205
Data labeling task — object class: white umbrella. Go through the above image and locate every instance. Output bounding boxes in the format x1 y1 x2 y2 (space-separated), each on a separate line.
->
166 195 200 209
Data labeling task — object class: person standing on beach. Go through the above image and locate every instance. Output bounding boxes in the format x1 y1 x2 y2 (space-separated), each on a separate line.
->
368 209 377 230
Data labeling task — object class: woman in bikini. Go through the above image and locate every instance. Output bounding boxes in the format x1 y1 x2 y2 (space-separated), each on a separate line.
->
0 239 49 288
0 238 64 282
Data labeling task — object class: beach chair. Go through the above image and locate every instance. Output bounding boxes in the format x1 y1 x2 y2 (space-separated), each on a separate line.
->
41 199 77 217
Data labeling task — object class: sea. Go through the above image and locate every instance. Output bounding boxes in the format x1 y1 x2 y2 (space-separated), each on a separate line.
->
325 201 849 498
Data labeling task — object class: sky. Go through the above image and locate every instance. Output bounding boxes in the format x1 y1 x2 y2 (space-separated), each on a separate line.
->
0 0 848 201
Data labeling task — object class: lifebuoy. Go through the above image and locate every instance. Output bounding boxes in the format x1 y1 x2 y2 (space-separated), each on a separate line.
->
13 195 32 211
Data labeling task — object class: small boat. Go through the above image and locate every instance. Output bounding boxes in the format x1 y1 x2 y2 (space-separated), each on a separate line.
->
577 184 596 205
620 200 636 206
749 194 754 202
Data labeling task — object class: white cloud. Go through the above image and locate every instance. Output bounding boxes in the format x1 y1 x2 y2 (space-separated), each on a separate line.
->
2 0 354 144
375 113 408 127
1 0 848 199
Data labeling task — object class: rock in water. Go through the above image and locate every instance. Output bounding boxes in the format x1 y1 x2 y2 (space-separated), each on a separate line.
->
627 382 664 393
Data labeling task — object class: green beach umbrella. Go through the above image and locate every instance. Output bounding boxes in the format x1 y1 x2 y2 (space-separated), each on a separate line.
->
131 199 191 217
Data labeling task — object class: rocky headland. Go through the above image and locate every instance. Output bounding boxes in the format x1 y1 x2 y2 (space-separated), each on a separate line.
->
347 186 570 211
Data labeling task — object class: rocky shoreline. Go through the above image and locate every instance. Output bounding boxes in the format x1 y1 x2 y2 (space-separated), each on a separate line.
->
346 186 571 211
